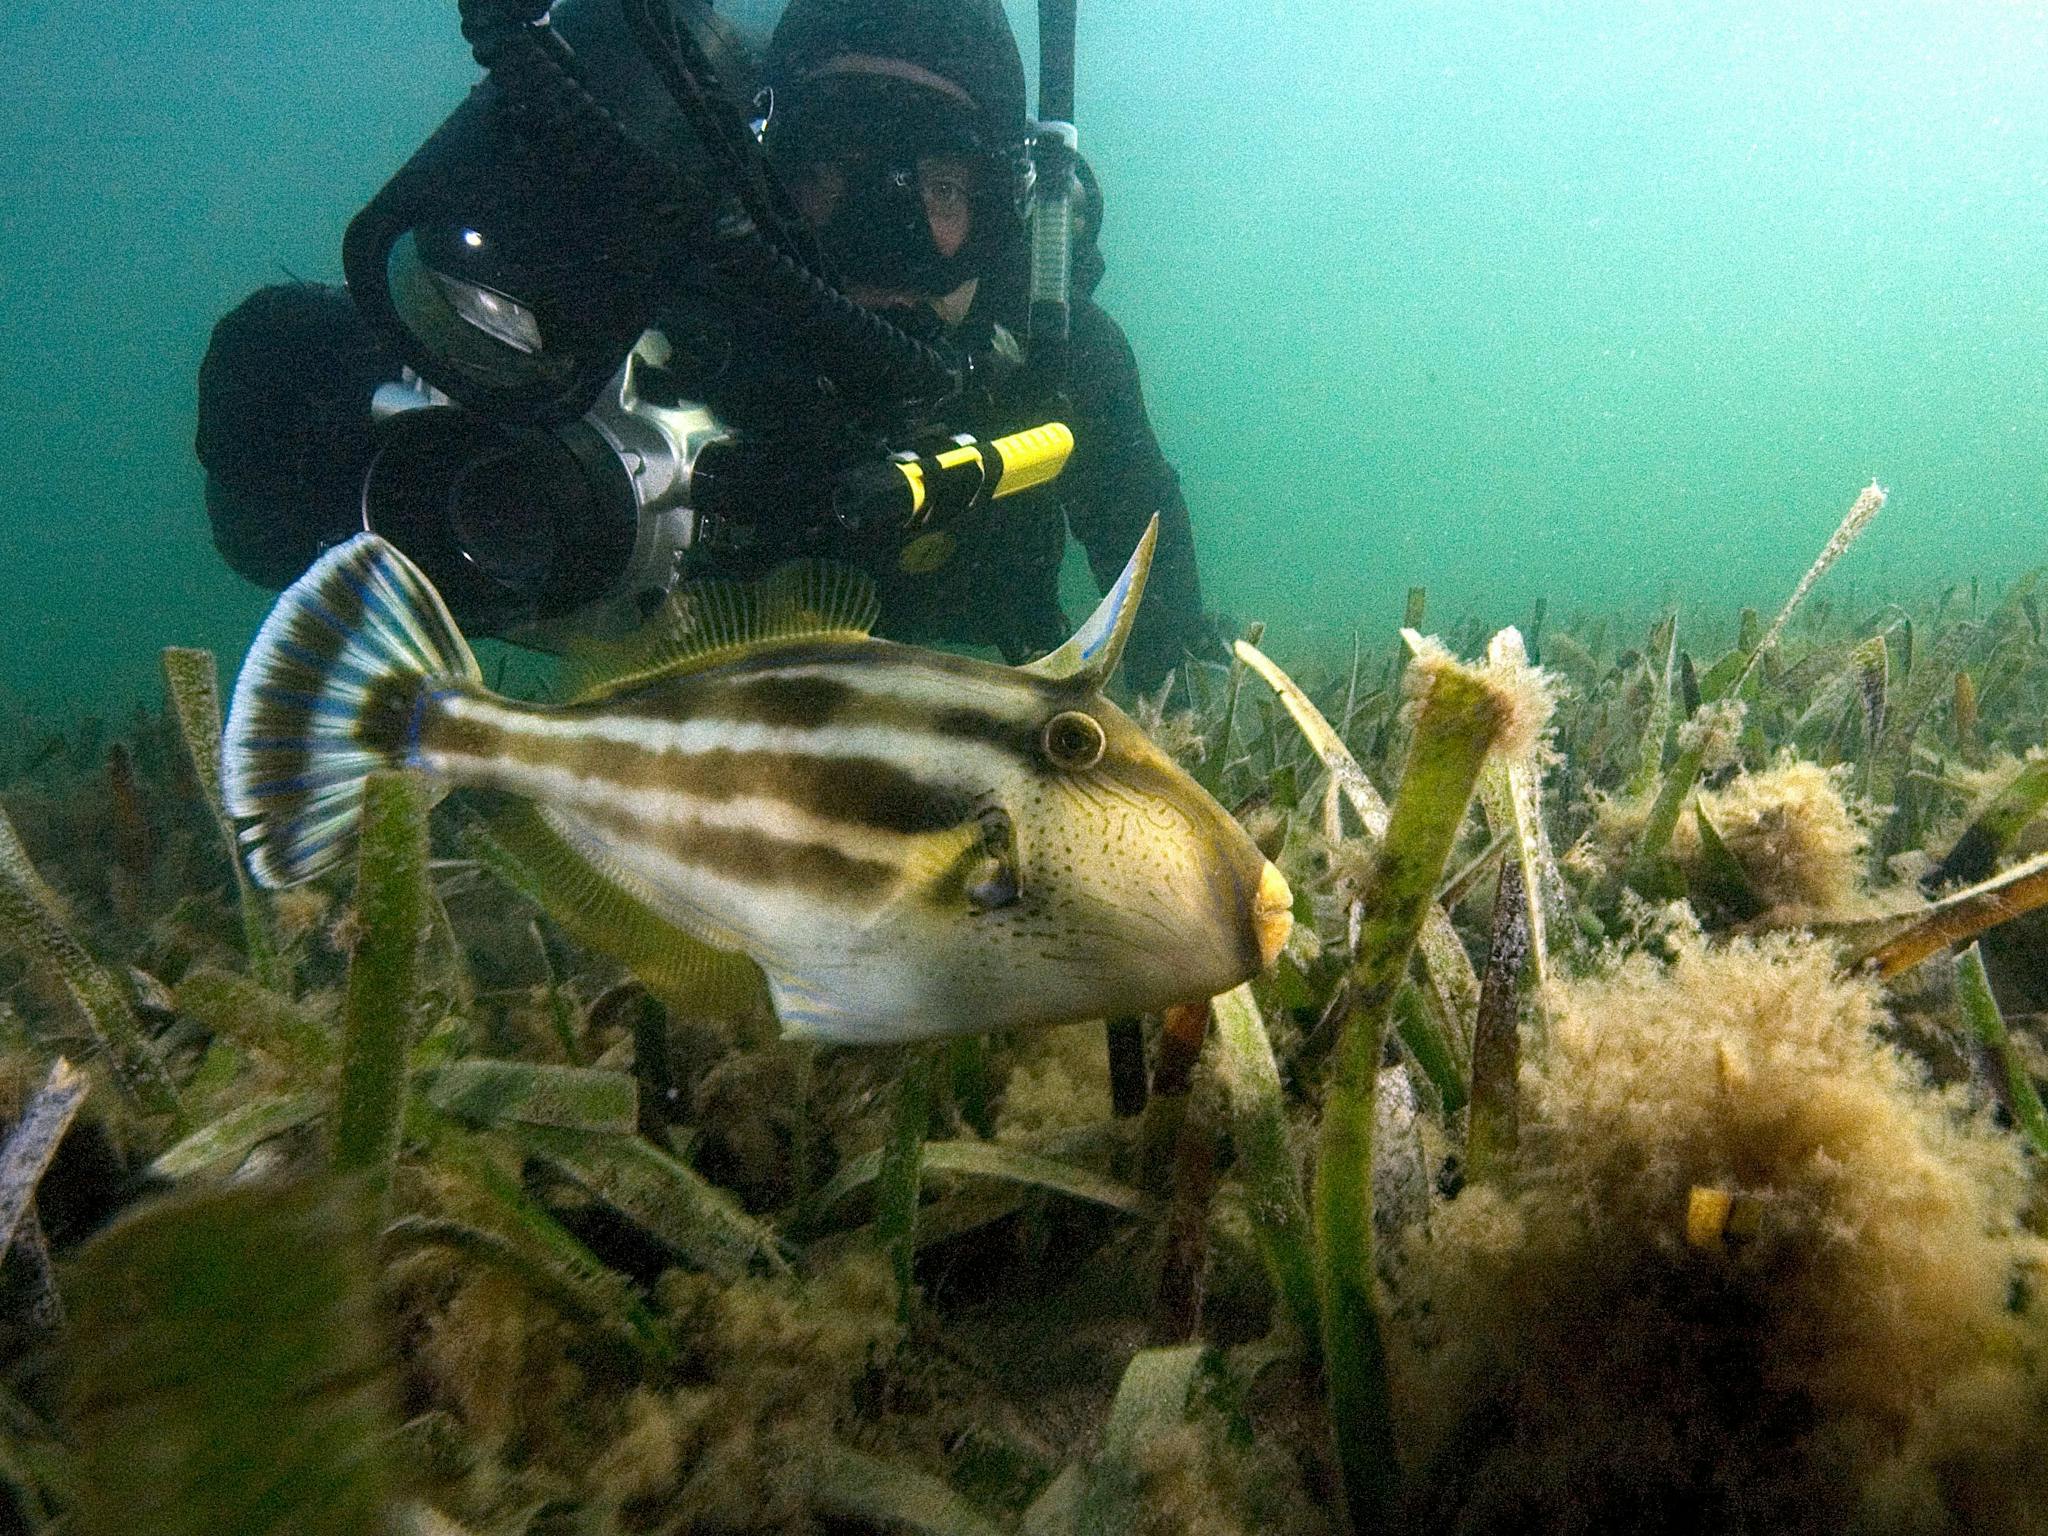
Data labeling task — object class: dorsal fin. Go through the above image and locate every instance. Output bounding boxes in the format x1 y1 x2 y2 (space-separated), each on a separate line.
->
560 561 880 705
1022 516 1157 690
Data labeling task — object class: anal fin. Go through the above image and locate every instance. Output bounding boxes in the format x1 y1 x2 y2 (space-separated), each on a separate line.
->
463 799 766 1018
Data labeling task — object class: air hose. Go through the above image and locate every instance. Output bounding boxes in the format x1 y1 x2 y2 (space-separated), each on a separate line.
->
454 0 974 411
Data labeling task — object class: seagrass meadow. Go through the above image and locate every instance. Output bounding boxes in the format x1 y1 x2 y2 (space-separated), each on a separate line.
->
7 485 2048 1535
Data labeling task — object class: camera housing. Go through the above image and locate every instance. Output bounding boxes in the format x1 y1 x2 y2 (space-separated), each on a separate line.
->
362 347 728 640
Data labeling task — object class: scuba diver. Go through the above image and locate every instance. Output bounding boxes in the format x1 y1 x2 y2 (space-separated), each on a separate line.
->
194 0 1218 691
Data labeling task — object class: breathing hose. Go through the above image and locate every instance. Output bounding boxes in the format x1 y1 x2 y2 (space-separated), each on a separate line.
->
453 0 974 411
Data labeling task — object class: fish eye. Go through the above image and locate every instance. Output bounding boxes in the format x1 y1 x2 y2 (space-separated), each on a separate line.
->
1041 710 1106 770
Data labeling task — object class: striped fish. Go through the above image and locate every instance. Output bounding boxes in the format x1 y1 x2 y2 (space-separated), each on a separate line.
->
221 520 1292 1043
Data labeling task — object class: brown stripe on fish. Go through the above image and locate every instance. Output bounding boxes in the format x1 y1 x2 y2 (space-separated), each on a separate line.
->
418 691 513 767
601 645 1050 761
597 667 857 729
308 566 369 634
534 729 985 838
573 801 901 902
352 674 429 758
278 606 349 666
429 704 916 907
420 693 986 840
613 745 980 836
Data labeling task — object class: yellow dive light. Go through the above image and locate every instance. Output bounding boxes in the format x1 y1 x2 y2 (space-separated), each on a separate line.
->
830 422 1075 534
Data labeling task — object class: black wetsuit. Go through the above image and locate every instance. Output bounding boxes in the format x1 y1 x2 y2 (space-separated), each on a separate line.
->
196 268 1212 691
798 284 1212 691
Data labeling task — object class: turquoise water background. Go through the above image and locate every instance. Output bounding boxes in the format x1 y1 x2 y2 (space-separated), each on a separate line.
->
5 1 2046 716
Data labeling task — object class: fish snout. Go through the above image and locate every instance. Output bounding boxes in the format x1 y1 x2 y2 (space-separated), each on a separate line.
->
1251 859 1293 969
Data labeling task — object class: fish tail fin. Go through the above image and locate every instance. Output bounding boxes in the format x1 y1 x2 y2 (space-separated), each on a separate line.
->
222 533 482 887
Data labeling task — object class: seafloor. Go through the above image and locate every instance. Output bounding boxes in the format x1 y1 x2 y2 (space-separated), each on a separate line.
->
4 504 2048 1536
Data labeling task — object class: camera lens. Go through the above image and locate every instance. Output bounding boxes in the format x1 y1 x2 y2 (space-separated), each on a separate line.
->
447 444 558 596
363 408 635 630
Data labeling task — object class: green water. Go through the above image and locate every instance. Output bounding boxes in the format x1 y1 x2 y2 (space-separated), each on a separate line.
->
5 1 2045 714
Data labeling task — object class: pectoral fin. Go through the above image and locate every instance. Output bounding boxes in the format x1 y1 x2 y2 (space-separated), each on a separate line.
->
899 806 1023 915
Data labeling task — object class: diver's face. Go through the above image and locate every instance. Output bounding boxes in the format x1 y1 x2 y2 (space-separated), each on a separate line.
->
791 154 974 259
790 152 977 308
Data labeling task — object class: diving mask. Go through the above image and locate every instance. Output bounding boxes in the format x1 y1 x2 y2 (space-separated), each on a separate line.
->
764 73 1023 299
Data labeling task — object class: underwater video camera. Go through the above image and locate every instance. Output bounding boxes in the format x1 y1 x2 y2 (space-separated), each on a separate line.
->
338 0 1088 641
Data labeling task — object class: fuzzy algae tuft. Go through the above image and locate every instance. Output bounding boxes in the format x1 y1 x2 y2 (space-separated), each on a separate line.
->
1685 757 1877 919
1390 930 2048 1536
1583 755 1880 924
